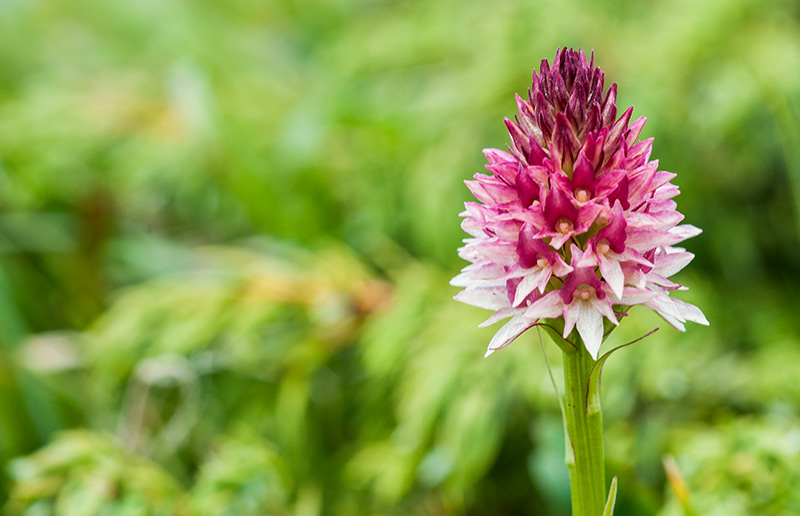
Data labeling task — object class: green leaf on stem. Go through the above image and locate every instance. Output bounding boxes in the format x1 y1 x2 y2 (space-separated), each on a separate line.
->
602 476 618 516
585 328 659 415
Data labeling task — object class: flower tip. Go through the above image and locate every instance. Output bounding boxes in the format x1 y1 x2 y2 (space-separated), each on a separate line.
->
484 348 496 358
584 338 601 360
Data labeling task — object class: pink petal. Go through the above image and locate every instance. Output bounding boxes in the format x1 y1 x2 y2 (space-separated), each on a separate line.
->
516 168 539 208
572 152 597 196
473 240 519 265
551 255 573 277
483 148 514 164
575 201 604 231
595 201 626 253
526 165 550 185
544 182 579 229
625 229 681 251
625 117 647 146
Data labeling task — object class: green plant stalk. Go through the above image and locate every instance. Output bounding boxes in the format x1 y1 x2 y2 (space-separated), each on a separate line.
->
563 337 605 516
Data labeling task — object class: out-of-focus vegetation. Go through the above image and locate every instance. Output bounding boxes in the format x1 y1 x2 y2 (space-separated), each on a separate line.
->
0 0 799 514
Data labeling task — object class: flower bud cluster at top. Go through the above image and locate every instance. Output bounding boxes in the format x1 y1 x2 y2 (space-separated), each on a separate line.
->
451 48 708 359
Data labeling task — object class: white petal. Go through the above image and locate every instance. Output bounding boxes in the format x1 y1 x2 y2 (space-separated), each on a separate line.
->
460 218 485 237
629 269 647 289
670 224 702 240
576 247 598 268
524 290 565 320
646 272 683 290
474 240 519 265
551 257 573 277
454 288 508 310
598 255 624 299
513 270 545 306
500 265 530 281
485 313 534 356
576 301 604 359
653 251 695 278
563 300 581 339
536 268 554 294
672 298 709 326
549 232 572 250
613 287 655 306
653 308 686 331
450 262 505 286
644 294 687 331
462 278 507 289
615 248 653 268
478 307 525 327
590 296 618 326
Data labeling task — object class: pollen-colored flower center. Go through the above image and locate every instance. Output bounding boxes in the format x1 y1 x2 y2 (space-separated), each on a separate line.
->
555 217 574 235
575 284 595 301
575 189 591 203
536 256 549 269
596 239 611 255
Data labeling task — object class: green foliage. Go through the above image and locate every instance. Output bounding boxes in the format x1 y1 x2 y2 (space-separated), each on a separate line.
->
658 417 800 516
5 430 188 516
191 433 292 516
0 0 799 514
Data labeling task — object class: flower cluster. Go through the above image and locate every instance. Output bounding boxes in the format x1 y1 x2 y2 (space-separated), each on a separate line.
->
452 49 708 359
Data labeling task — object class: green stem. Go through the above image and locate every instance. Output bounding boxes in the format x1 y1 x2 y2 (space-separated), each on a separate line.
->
562 337 606 516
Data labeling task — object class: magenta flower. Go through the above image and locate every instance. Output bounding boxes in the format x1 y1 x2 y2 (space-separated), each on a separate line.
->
452 48 708 359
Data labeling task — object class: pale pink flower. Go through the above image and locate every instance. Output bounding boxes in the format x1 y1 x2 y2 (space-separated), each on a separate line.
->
452 48 708 359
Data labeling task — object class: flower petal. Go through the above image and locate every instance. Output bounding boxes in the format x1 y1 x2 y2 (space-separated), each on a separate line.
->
454 288 508 310
598 254 624 299
512 269 546 307
672 298 709 326
485 313 535 356
524 290 565 320
479 306 525 327
576 301 604 359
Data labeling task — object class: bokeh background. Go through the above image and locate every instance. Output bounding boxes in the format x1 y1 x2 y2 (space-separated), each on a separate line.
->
1 0 799 514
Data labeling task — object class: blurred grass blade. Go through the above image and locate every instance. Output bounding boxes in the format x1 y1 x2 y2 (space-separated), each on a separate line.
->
0 261 26 345
538 328 571 467
663 455 698 516
0 262 63 442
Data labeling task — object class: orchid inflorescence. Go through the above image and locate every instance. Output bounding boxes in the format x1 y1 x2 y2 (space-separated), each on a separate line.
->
452 48 708 359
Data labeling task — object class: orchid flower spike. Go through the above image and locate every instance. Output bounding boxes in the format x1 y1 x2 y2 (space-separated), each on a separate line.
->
452 48 708 359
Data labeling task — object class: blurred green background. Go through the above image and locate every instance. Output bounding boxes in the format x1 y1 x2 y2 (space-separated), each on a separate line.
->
0 0 799 514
